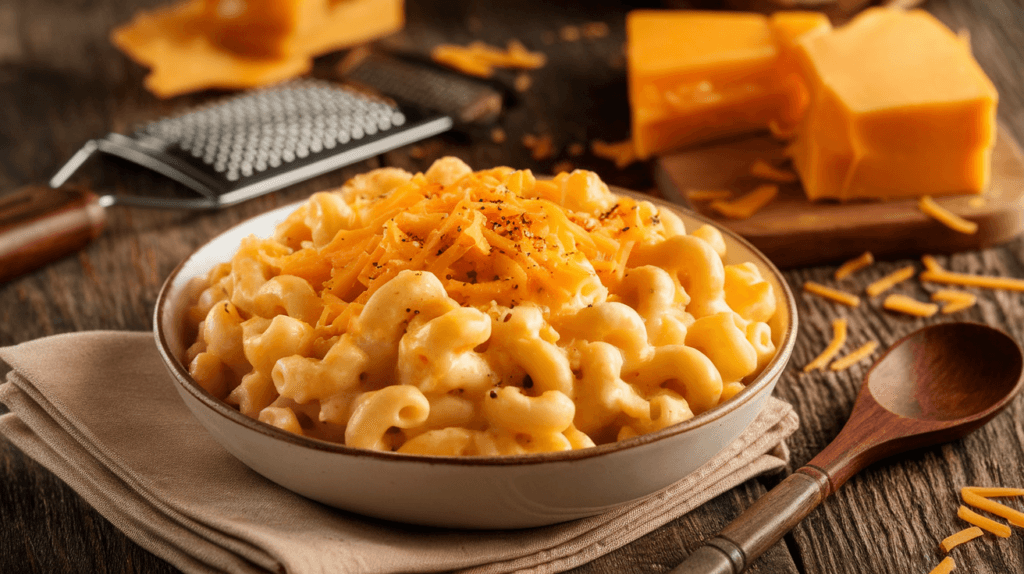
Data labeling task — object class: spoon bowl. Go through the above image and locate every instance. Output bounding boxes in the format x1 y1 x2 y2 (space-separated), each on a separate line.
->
867 322 1023 422
674 322 1024 574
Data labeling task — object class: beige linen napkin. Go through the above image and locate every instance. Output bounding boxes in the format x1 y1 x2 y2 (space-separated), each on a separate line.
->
0 332 798 574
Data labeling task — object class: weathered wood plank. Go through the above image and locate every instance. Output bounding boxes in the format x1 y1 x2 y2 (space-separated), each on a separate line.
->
3 1 1024 574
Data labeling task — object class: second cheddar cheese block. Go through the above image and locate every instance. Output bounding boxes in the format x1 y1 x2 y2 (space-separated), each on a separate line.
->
627 10 830 159
789 8 998 201
767 11 831 137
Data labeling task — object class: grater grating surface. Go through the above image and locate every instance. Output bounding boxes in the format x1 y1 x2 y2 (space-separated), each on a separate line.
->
50 79 452 209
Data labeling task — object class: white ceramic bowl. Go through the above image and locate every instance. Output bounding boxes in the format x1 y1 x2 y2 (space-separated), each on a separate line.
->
154 191 797 529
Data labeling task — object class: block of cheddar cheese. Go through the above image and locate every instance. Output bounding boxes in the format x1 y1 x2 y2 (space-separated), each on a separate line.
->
113 0 404 98
789 8 998 201
627 10 830 159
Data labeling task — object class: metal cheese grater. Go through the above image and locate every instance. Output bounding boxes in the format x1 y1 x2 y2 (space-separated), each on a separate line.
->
49 79 453 209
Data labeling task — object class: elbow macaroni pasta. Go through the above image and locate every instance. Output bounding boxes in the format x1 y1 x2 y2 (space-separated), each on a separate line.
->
184 158 778 455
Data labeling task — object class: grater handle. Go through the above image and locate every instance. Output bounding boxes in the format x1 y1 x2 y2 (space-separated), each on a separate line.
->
0 185 107 283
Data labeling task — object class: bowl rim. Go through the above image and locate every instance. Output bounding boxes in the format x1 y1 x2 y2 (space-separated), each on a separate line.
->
154 187 798 467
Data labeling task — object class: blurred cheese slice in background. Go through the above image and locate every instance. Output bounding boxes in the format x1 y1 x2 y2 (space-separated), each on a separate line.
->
113 0 404 97
788 8 998 201
627 10 830 159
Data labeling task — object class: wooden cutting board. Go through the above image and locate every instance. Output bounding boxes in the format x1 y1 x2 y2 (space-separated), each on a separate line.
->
654 126 1024 268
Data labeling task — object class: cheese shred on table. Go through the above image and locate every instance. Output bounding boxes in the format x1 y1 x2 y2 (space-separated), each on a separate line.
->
865 265 915 297
803 318 847 372
803 281 860 307
834 251 874 281
939 527 983 553
931 289 977 314
957 505 1012 538
962 490 1024 527
883 294 939 317
928 556 956 574
829 340 878 371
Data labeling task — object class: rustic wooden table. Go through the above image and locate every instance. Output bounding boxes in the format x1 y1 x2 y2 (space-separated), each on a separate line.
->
2 0 1023 572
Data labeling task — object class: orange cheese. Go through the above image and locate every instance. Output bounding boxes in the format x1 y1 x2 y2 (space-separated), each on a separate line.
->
626 10 830 159
113 0 404 98
767 11 831 137
199 0 322 58
789 8 997 201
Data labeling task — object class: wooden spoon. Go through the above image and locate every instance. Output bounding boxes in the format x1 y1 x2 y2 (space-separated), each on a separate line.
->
673 322 1024 574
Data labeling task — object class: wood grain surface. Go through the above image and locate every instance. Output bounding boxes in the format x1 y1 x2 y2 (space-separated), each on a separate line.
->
1 1 1023 573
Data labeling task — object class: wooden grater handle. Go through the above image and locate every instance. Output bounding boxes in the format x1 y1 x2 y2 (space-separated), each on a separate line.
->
0 185 106 283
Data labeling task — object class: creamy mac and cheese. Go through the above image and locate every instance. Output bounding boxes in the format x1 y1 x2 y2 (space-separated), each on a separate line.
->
184 158 777 455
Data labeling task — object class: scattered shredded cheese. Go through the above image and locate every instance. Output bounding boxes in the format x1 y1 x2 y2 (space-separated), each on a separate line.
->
931 289 977 314
803 281 861 307
957 505 1012 538
963 490 1024 527
939 527 984 553
686 189 733 202
830 341 878 371
920 269 1024 292
803 318 847 372
865 265 916 296
928 556 956 574
710 184 778 220
750 158 798 183
883 294 939 317
834 251 874 281
590 139 637 169
921 254 944 272
919 195 979 234
963 487 1024 498
431 39 546 78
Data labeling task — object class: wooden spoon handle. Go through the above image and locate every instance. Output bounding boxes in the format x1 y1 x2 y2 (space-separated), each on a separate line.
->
0 185 106 283
669 467 831 574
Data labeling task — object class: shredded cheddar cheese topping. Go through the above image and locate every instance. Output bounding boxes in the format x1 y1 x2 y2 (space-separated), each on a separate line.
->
270 162 673 333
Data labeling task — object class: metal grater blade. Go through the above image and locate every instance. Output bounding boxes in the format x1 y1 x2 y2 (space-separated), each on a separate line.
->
338 50 503 125
50 79 452 208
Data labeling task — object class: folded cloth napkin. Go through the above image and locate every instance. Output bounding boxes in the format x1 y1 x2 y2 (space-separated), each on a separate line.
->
0 332 798 574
